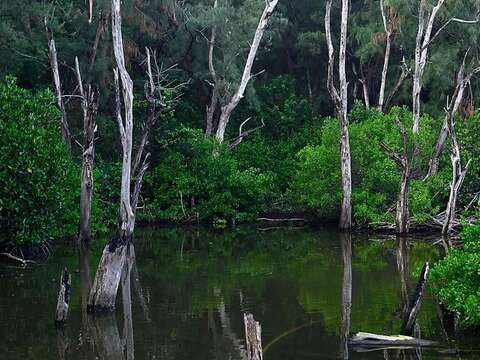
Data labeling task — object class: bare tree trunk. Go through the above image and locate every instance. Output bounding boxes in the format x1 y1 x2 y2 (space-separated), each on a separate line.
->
396 163 410 234
76 57 99 244
378 0 392 110
412 0 446 133
88 0 135 313
88 11 109 78
244 313 263 360
325 0 352 230
205 0 219 136
381 118 413 234
384 58 410 112
425 57 479 179
54 268 71 327
45 20 71 148
215 0 279 143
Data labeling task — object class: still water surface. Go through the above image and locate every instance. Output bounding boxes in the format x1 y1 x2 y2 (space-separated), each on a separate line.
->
0 226 479 359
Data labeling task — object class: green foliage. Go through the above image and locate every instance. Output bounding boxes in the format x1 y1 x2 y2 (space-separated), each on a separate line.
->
292 105 446 225
140 128 272 222
431 224 480 327
0 77 79 244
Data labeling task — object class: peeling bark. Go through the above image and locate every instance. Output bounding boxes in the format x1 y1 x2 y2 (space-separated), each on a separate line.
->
244 313 263 360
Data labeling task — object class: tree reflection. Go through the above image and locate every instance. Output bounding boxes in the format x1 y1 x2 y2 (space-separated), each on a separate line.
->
78 243 136 360
339 232 352 360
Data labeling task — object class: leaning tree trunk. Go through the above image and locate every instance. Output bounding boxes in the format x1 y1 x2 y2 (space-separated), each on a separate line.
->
325 0 352 230
215 0 279 143
76 57 99 244
45 20 71 149
88 0 135 313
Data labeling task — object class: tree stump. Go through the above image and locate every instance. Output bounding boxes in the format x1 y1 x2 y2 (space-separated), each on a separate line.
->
244 313 263 360
54 268 71 327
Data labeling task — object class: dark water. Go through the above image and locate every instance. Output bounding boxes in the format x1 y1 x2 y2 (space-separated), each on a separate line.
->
0 226 479 360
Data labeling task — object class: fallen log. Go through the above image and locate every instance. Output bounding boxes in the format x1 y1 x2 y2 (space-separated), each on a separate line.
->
349 332 437 347
256 217 305 222
54 268 71 327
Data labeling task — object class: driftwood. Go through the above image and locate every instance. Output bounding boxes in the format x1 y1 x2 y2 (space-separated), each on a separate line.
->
244 313 263 360
401 262 429 335
349 332 436 347
256 217 305 222
55 268 71 327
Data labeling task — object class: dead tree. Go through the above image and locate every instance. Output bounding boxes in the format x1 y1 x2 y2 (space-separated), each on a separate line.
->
381 118 417 234
412 0 478 132
244 313 263 360
378 0 396 110
54 268 71 327
214 0 279 143
383 58 411 112
325 0 352 230
88 0 136 313
205 0 219 136
426 56 480 179
441 59 480 234
45 19 71 148
76 57 99 244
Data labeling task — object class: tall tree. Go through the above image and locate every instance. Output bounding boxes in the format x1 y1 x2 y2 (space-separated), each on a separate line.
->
88 0 136 312
325 0 352 230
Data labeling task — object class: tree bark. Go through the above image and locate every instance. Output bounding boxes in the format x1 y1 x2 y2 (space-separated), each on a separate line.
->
244 313 263 360
55 268 71 327
88 0 135 313
45 20 71 149
76 57 98 244
381 118 412 234
412 0 446 133
205 0 219 136
325 0 352 230
378 0 392 111
215 0 279 143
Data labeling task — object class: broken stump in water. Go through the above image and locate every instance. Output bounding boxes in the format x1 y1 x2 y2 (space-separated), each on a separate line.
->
87 234 129 313
54 268 71 327
401 262 429 335
244 313 263 360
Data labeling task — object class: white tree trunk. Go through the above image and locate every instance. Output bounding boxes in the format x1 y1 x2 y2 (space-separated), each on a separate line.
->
215 0 279 143
45 20 71 148
325 0 352 230
88 0 135 313
205 0 219 136
412 0 446 133
378 0 392 111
